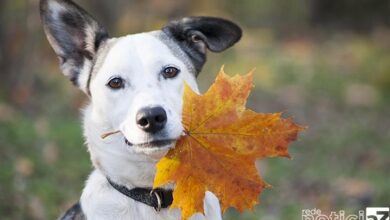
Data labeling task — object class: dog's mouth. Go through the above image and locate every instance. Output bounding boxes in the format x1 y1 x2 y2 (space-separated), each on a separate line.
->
124 138 176 148
101 130 177 149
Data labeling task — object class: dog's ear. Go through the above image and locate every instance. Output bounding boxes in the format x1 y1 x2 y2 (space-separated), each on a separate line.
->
162 16 242 73
40 0 109 92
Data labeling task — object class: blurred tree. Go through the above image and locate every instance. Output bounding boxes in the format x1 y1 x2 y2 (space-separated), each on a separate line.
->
310 0 390 31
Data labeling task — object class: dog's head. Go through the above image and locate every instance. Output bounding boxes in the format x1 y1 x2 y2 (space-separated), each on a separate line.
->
40 0 241 181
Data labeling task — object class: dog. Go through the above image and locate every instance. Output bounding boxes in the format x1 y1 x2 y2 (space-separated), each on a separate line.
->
40 0 242 219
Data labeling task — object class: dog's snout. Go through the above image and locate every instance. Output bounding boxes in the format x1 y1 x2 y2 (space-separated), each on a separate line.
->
136 106 167 133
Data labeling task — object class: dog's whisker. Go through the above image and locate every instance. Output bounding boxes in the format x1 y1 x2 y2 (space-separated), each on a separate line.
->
101 130 121 139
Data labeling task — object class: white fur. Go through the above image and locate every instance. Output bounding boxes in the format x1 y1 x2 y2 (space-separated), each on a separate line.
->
80 32 222 219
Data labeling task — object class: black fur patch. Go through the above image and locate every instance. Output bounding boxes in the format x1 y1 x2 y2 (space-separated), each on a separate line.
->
61 10 84 29
94 28 109 51
162 16 242 74
59 202 85 220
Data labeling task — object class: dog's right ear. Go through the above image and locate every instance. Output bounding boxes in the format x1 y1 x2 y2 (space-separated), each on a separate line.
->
40 0 108 93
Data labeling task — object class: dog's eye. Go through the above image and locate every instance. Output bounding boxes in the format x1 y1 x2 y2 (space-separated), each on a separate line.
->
107 77 124 89
162 66 180 79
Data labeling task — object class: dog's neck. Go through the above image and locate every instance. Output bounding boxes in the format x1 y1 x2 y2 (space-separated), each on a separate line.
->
82 104 167 189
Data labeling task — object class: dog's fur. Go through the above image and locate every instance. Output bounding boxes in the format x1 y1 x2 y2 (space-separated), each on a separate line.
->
40 0 242 219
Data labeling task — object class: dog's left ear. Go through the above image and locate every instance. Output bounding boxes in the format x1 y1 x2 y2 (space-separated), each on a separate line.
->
40 0 109 93
163 16 242 73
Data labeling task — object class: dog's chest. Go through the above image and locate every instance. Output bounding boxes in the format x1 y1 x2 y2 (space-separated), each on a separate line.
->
80 170 175 219
80 170 188 220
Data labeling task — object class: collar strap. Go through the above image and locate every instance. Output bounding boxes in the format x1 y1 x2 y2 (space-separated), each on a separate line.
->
107 178 173 211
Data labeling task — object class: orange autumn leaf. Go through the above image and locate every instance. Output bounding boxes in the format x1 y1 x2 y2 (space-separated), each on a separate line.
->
153 67 304 219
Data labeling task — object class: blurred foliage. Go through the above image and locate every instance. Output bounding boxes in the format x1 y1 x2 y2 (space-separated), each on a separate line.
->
0 0 389 219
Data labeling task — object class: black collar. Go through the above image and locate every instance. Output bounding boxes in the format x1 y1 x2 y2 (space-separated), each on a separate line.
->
107 178 173 211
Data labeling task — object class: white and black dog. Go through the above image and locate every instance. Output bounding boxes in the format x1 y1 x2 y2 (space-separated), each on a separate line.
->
40 0 242 219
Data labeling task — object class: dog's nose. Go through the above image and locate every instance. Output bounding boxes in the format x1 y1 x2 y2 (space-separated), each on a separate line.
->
136 107 167 133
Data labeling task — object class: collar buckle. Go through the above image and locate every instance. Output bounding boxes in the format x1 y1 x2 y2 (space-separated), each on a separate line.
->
106 177 173 211
150 190 162 212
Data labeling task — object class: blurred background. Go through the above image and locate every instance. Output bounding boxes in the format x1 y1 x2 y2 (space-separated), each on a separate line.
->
0 0 389 219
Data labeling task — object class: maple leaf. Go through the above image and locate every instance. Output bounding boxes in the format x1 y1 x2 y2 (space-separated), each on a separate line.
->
153 68 304 219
